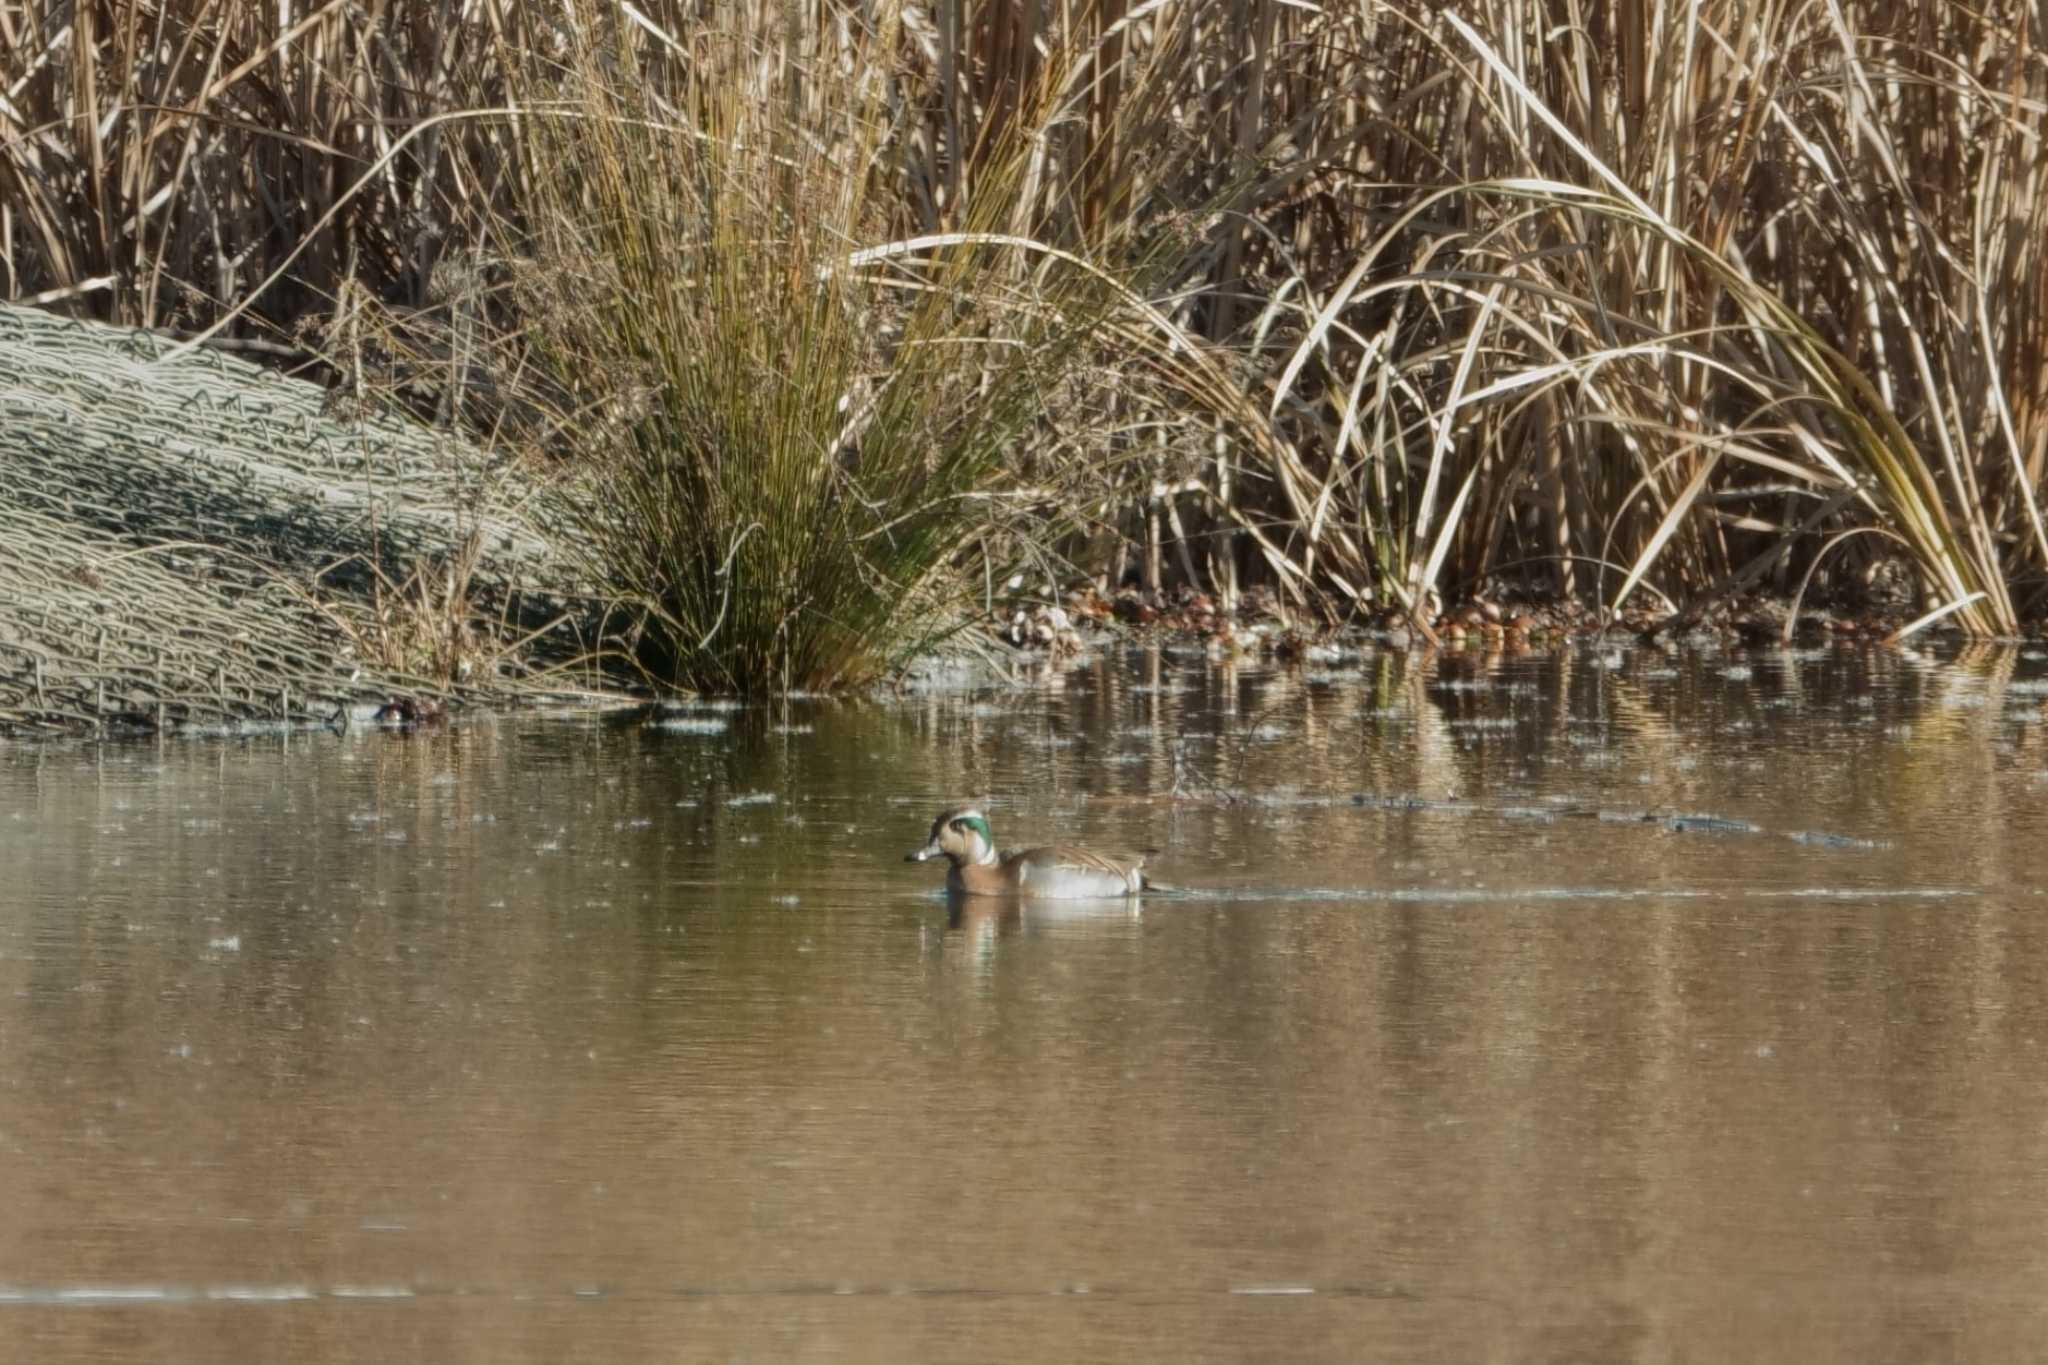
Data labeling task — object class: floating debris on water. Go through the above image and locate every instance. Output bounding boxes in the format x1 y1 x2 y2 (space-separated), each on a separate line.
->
654 716 728 735
1663 813 1761 835
1344 791 1877 850
1247 789 1332 807
666 698 745 713
726 791 777 808
1352 793 1461 812
1595 809 1760 834
1786 830 1886 849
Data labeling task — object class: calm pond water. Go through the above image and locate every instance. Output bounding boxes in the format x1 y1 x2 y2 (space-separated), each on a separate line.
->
5 640 2048 1362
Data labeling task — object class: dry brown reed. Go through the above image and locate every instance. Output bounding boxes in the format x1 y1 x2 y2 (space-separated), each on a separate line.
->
6 0 2045 657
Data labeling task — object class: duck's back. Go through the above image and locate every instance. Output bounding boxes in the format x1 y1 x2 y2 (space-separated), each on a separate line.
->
1002 844 1146 898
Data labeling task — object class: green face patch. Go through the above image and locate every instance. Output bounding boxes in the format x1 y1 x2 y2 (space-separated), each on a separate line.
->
952 813 993 846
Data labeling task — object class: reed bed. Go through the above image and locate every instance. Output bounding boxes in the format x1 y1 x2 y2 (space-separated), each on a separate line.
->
5 0 2044 691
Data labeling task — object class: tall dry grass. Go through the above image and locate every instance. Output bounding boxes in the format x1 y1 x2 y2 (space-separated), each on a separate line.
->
5 0 2045 656
511 5 1212 690
0 0 540 329
1259 0 2048 635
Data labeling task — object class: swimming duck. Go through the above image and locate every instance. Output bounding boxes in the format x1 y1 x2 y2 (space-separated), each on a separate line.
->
906 805 1152 898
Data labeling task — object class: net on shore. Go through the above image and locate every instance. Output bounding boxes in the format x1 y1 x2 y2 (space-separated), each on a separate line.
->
0 302 595 735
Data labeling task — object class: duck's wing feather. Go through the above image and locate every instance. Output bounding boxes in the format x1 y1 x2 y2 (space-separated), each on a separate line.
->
1008 844 1142 874
997 845 1146 896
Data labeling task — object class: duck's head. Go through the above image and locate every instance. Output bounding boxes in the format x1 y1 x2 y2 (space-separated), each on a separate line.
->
907 806 998 867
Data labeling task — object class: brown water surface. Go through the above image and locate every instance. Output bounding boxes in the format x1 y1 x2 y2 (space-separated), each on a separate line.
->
5 641 2048 1362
